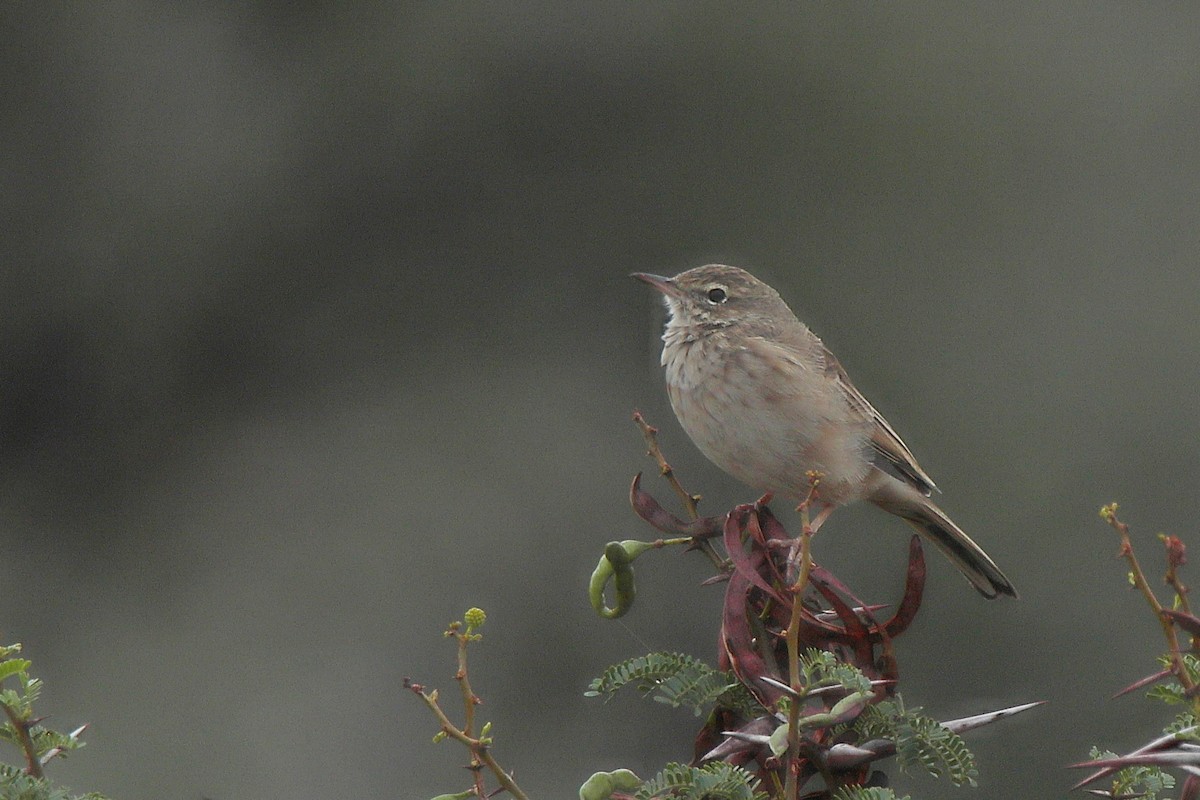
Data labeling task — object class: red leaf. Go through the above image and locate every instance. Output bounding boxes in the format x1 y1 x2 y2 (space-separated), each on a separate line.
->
809 573 874 667
723 506 786 603
629 473 722 537
882 535 926 638
721 569 785 706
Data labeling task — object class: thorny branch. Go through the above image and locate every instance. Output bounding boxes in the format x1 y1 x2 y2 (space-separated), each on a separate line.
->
1101 504 1195 695
405 615 530 800
632 410 727 572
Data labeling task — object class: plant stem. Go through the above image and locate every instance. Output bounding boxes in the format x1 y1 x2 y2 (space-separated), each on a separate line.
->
1105 508 1194 693
633 411 726 571
413 690 530 800
783 502 816 800
456 632 478 737
1 702 44 778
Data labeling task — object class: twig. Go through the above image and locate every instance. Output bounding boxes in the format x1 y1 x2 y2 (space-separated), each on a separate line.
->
456 630 480 738
633 411 726 571
1102 505 1195 695
406 613 530 800
408 685 528 800
1163 533 1194 620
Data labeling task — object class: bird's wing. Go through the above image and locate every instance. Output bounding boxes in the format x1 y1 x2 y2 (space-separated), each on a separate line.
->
818 344 939 496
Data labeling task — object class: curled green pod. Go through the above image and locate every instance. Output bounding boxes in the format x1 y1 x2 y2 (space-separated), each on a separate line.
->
589 540 654 619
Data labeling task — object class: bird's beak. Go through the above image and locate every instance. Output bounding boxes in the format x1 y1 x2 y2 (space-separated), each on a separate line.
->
631 272 683 299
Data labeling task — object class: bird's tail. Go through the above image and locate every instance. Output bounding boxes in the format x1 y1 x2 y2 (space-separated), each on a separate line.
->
872 486 1017 599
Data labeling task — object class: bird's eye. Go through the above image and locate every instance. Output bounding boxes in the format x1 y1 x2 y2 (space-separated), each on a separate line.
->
706 287 728 304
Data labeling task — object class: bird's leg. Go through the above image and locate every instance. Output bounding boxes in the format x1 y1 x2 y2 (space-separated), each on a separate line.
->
785 541 804 583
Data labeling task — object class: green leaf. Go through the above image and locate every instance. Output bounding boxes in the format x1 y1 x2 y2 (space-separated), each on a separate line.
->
799 649 872 695
634 762 766 800
587 652 758 716
1147 682 1186 704
831 789 911 800
852 696 978 787
0 660 31 683
1086 744 1175 800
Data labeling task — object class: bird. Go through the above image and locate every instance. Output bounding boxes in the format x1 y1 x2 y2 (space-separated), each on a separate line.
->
632 264 1016 598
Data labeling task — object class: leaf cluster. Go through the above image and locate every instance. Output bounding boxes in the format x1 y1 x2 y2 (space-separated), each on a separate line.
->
798 648 872 695
0 643 105 800
830 789 910 800
853 698 978 787
633 762 766 800
585 652 757 717
0 767 107 800
1088 747 1174 800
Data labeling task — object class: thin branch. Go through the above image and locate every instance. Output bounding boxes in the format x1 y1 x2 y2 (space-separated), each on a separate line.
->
407 684 530 800
1102 505 1195 694
633 411 725 571
456 631 479 738
1163 534 1196 654
782 569 808 800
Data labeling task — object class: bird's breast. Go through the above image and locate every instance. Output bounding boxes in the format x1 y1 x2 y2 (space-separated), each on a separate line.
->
660 336 872 502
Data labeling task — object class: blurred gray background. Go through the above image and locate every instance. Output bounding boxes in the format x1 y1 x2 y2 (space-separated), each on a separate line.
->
4 3 1199 798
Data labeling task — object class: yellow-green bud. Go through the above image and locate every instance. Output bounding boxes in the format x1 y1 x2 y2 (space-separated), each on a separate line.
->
464 607 487 629
432 730 447 743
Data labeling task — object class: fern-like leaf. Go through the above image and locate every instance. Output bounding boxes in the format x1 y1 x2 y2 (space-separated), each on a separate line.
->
587 652 758 716
1088 746 1175 800
799 648 872 694
830 788 911 800
1166 711 1200 738
634 762 767 800
895 713 977 787
851 696 978 787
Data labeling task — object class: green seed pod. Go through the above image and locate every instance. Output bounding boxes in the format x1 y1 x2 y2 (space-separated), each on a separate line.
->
578 768 641 800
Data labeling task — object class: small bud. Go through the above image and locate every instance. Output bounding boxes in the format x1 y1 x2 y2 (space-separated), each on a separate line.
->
1100 502 1119 522
464 607 486 629
480 721 492 737
432 730 447 743
1162 534 1188 569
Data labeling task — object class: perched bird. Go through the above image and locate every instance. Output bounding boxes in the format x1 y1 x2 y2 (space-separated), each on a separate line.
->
633 264 1016 599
